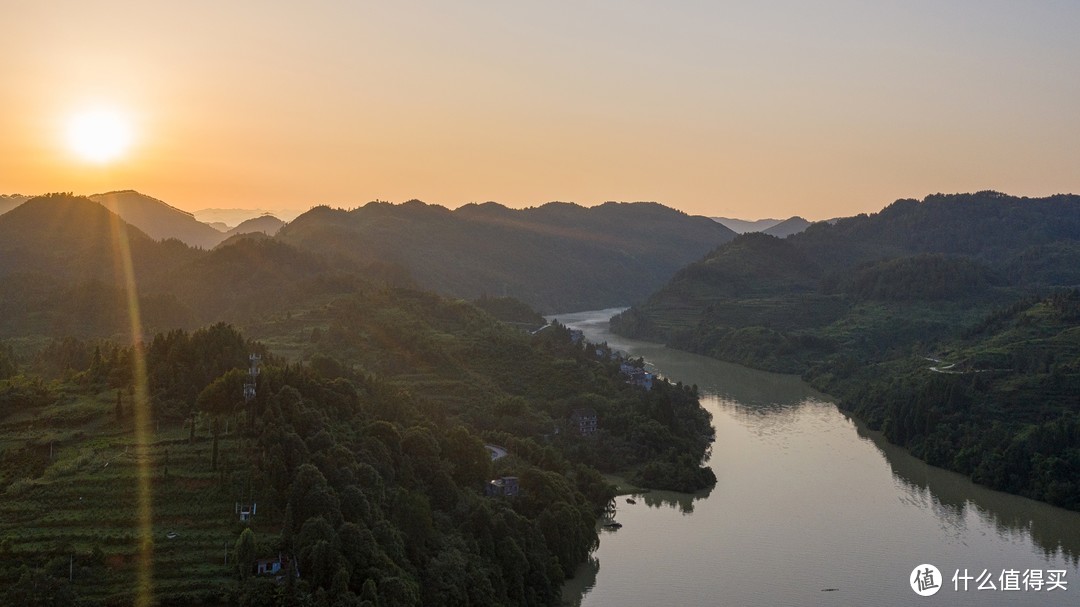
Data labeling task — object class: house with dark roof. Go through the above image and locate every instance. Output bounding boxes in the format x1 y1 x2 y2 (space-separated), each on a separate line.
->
486 476 521 497
570 408 598 436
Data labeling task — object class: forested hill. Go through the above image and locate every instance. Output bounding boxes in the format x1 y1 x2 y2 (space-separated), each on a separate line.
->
615 191 1080 345
791 191 1080 273
0 192 734 313
0 193 186 285
0 195 717 604
819 291 1080 510
0 292 715 605
0 193 730 337
0 194 401 338
276 200 735 313
611 191 1080 510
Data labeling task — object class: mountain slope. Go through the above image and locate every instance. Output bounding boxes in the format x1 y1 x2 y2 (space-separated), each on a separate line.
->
91 190 225 249
791 192 1080 273
163 237 373 322
613 191 1080 509
226 214 284 237
711 217 782 233
0 194 202 336
762 216 811 238
278 200 736 312
824 291 1080 510
620 191 1080 344
0 194 372 337
0 194 172 284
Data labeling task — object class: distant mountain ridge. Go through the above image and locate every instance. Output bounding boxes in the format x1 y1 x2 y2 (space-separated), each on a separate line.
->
711 217 783 233
0 194 30 215
762 216 811 238
85 191 285 248
194 207 305 225
0 192 733 333
0 194 375 336
714 215 812 237
277 199 737 312
1 190 734 313
618 191 1080 345
226 214 285 237
91 190 227 249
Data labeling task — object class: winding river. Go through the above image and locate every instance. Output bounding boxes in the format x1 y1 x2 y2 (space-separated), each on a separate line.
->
557 309 1080 607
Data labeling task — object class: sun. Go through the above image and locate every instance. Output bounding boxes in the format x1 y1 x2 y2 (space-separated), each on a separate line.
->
66 107 135 164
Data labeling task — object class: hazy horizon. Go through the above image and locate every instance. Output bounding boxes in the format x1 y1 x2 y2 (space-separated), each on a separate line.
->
6 185 1062 223
3 1 1079 220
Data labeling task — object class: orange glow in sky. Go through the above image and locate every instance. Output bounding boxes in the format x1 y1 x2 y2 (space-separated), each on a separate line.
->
2 1 1079 219
66 107 135 164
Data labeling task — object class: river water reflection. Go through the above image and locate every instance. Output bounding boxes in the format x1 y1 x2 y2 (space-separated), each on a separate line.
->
557 309 1080 607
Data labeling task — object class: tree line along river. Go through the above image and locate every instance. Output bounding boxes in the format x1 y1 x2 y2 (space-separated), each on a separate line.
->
556 309 1080 607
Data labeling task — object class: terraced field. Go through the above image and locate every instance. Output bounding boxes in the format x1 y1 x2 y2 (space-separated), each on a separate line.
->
0 389 276 605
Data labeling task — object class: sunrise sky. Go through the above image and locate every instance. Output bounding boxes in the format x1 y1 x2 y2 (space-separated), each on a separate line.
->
3 1 1079 220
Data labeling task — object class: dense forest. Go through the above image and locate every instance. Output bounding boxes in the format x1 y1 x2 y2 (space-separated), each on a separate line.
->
806 290 1080 509
613 191 1080 510
0 194 715 605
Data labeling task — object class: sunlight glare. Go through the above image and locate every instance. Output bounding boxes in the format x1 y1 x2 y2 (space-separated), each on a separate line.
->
66 107 134 163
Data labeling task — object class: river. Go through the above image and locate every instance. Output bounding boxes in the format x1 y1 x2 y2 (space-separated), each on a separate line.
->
556 308 1080 607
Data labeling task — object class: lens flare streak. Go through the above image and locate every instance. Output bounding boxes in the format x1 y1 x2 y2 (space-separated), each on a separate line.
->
107 211 155 605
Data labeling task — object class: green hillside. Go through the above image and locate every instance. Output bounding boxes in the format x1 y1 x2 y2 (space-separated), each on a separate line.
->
0 193 716 605
613 191 1080 508
817 291 1080 509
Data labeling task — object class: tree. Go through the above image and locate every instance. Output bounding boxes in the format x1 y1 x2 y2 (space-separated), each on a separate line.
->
197 370 247 471
288 464 343 530
235 528 256 579
196 369 247 418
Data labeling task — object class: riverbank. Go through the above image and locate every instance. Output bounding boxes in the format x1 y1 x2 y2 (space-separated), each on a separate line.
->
612 289 1080 513
602 474 649 497
559 308 1080 607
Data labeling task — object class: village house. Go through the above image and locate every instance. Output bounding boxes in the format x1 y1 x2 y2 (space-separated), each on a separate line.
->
570 407 598 435
628 369 654 390
619 361 654 390
486 476 520 497
256 553 298 582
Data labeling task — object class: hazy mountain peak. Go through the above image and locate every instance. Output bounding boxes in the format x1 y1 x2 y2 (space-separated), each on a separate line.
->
227 214 285 237
0 193 32 216
455 201 512 215
533 200 584 212
90 190 225 249
93 189 196 219
762 216 812 238
712 216 784 234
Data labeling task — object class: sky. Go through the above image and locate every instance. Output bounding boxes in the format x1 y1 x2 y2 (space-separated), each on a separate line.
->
2 0 1079 220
